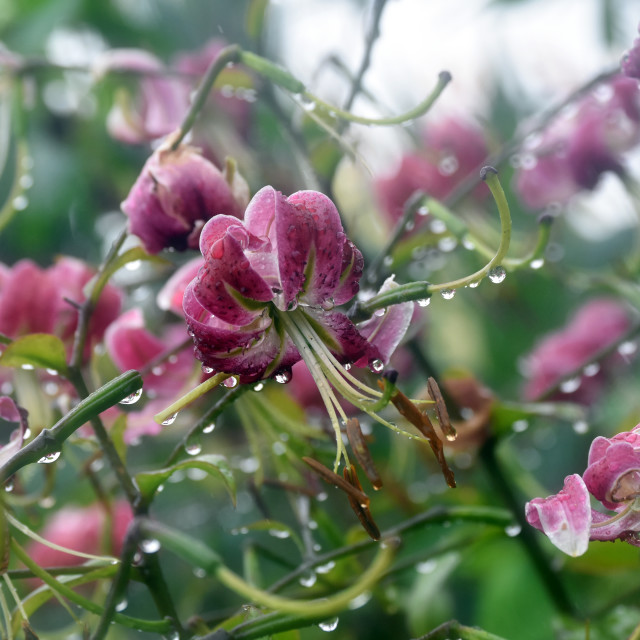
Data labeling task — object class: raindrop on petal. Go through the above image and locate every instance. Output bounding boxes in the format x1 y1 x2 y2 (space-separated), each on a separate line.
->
275 369 292 384
369 359 384 373
202 365 214 374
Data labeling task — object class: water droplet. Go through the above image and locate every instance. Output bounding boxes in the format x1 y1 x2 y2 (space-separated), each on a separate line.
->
301 96 316 112
429 219 446 234
287 299 299 311
161 413 178 426
383 255 393 267
373 307 387 317
462 237 475 250
318 617 339 632
140 538 161 554
416 559 437 574
299 571 317 587
405 219 415 232
505 524 522 537
37 451 61 464
417 298 431 307
20 363 35 371
512 419 529 433
4 479 14 493
13 195 28 210
440 289 455 300
488 266 506 284
316 561 335 574
445 432 457 442
618 341 638 357
202 365 214 374
185 441 202 456
202 423 216 434
125 260 142 271
275 369 292 384
572 420 589 434
115 599 128 612
268 528 290 539
530 258 545 270
417 206 429 217
321 297 335 311
438 155 459 176
559 377 581 394
344 362 352 371
438 237 457 252
119 388 143 405
369 359 384 373
469 281 480 289
253 382 264 392
583 363 600 377
223 376 238 388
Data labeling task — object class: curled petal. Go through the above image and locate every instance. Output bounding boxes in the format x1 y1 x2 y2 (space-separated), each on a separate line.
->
583 438 640 510
355 276 413 365
589 506 640 546
157 257 204 316
525 474 592 557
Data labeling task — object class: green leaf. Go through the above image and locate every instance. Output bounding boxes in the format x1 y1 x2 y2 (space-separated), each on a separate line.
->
246 0 269 41
0 334 69 376
243 519 304 554
136 454 236 506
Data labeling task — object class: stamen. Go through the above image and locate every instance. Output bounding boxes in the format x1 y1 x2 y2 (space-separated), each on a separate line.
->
590 498 638 529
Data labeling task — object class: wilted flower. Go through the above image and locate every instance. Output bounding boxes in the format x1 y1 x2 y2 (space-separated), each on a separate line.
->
521 298 632 403
183 185 414 468
526 425 640 556
121 143 249 254
376 118 488 222
0 257 122 356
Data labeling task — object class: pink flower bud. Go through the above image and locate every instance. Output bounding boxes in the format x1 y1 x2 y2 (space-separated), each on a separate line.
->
121 144 248 253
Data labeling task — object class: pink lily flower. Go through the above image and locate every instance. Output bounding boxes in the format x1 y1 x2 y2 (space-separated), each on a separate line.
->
182 186 413 468
0 257 122 358
526 425 640 556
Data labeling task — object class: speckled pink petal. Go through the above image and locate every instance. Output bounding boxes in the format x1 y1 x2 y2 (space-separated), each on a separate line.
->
194 220 273 326
589 506 640 545
583 439 640 510
525 474 592 557
333 239 364 305
287 190 344 307
355 277 413 365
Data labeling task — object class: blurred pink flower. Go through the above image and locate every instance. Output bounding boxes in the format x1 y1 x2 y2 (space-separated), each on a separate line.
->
515 76 640 210
622 23 640 79
157 257 204 317
0 257 122 358
104 308 195 441
522 298 632 403
526 425 640 556
376 118 488 222
27 501 133 569
121 143 248 253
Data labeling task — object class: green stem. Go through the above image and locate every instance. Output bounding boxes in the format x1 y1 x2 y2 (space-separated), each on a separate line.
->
67 370 141 508
479 438 580 619
357 167 512 315
417 620 509 640
154 372 231 425
171 45 242 149
89 522 138 640
69 226 128 370
302 70 451 126
0 370 142 482
138 517 395 618
10 540 172 634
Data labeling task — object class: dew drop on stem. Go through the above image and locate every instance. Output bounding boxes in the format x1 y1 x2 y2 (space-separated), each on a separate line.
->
318 617 339 632
559 377 581 393
119 388 143 405
417 298 430 307
162 413 178 426
441 289 455 300
37 451 61 464
202 422 216 434
140 538 161 554
299 570 317 587
488 265 506 284
222 376 238 388
275 369 292 384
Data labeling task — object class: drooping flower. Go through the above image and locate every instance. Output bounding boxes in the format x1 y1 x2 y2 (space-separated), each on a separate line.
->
521 298 632 403
104 308 196 442
376 118 488 223
182 185 414 469
526 425 640 556
121 143 248 253
0 257 122 357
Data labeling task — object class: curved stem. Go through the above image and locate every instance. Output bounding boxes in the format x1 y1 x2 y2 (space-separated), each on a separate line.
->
0 370 142 482
10 540 172 634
